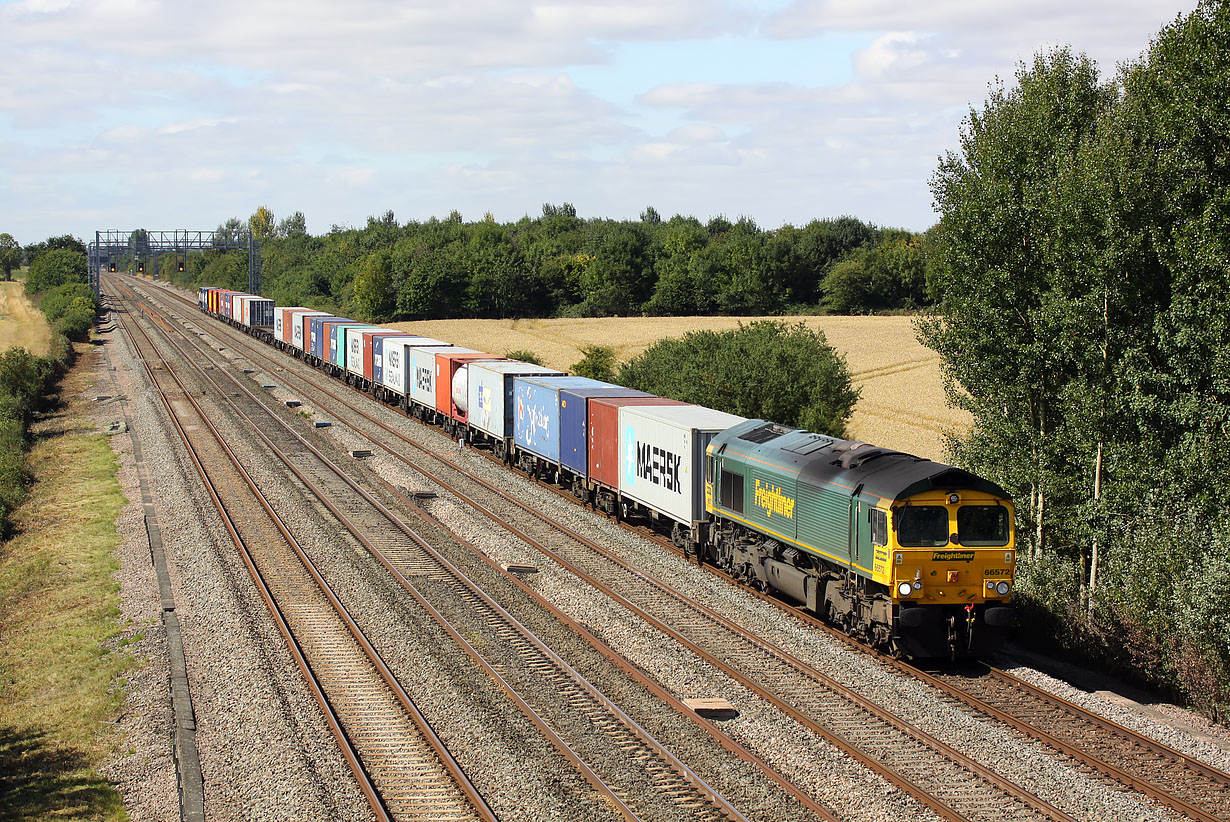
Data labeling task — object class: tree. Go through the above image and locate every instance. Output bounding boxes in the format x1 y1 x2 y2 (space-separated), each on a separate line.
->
249 205 274 239
617 321 859 437
504 349 544 366
25 248 88 294
24 234 85 269
919 47 1114 571
276 211 308 238
353 250 396 321
0 234 19 281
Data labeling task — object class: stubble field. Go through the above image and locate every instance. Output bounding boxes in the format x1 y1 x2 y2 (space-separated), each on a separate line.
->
0 280 52 357
391 315 968 462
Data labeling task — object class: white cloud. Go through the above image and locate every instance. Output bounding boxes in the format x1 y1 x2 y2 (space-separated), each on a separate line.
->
0 0 1202 242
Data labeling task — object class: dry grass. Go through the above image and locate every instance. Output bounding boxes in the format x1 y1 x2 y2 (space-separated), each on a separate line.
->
391 315 968 461
0 348 129 821
0 281 53 357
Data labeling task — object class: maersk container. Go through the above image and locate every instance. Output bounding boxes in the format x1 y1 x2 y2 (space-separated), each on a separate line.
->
398 345 472 408
343 325 385 375
436 352 501 421
588 397 689 491
559 386 652 477
468 361 562 440
617 404 746 527
291 310 329 351
370 334 444 386
513 377 612 465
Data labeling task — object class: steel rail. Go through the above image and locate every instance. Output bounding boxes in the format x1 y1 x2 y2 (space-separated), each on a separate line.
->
137 281 1074 822
108 278 495 822
125 278 748 822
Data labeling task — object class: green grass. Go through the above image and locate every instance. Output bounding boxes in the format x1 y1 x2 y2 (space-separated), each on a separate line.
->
0 418 130 821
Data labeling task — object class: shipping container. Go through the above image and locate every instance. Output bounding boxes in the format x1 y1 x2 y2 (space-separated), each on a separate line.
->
342 325 384 374
197 287 213 310
587 397 689 491
235 295 252 325
513 377 613 465
398 345 474 409
365 332 412 383
468 361 562 441
328 322 370 367
246 297 274 328
558 386 652 477
309 316 348 359
276 307 310 345
290 310 330 351
435 351 501 422
368 333 444 385
617 404 746 527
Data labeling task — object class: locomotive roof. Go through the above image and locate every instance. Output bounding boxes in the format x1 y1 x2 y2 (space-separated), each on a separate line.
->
710 419 1009 503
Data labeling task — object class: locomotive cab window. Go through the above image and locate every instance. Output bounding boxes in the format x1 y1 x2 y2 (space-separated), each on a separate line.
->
719 468 744 513
957 505 1010 546
895 506 949 547
870 508 887 547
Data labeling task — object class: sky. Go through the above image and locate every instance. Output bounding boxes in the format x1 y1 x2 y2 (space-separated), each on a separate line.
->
0 0 1198 244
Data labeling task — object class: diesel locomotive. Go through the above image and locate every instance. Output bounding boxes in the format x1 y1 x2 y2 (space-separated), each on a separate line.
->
704 419 1016 658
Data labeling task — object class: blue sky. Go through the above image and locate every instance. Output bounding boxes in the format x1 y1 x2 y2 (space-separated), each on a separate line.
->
0 0 1197 243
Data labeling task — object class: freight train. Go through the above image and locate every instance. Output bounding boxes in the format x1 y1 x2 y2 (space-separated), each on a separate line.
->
195 285 1017 658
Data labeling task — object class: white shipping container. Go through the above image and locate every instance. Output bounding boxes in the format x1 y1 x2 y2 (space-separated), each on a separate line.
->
617 404 746 526
467 361 563 440
386 343 462 402
290 310 329 352
344 325 389 377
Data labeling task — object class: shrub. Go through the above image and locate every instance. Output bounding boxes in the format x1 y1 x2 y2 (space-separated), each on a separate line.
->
504 349 544 366
571 345 617 382
617 320 859 437
57 303 95 343
25 248 87 295
39 283 96 322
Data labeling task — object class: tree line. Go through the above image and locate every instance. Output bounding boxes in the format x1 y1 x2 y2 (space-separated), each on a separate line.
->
158 208 934 320
924 1 1230 717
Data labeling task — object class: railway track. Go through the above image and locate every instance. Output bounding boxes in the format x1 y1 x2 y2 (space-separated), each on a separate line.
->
129 281 1084 822
110 277 762 822
106 280 493 822
137 277 1230 821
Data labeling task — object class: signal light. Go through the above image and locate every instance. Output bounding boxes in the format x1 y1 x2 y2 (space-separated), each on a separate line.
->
178 260 185 272
138 262 145 273
109 263 116 272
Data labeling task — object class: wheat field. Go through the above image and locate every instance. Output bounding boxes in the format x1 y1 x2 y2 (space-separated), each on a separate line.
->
391 315 968 462
0 281 53 357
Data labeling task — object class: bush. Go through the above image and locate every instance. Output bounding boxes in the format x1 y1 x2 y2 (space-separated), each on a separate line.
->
25 249 87 295
616 320 860 437
56 297 96 343
39 283 96 323
571 345 617 382
504 349 544 366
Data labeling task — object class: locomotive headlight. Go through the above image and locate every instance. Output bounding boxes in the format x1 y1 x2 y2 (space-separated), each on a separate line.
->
995 581 1011 596
986 581 996 591
898 582 914 597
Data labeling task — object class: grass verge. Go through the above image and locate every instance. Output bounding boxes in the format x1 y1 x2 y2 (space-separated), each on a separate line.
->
0 366 129 821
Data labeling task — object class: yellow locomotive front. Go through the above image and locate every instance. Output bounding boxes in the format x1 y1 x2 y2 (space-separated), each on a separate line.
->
873 489 1017 657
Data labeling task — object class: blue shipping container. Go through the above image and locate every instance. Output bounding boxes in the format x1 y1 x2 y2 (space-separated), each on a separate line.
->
559 386 651 477
308 316 344 359
514 377 612 464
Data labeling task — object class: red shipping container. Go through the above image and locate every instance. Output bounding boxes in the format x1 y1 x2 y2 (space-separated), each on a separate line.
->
587 396 687 489
434 352 500 422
